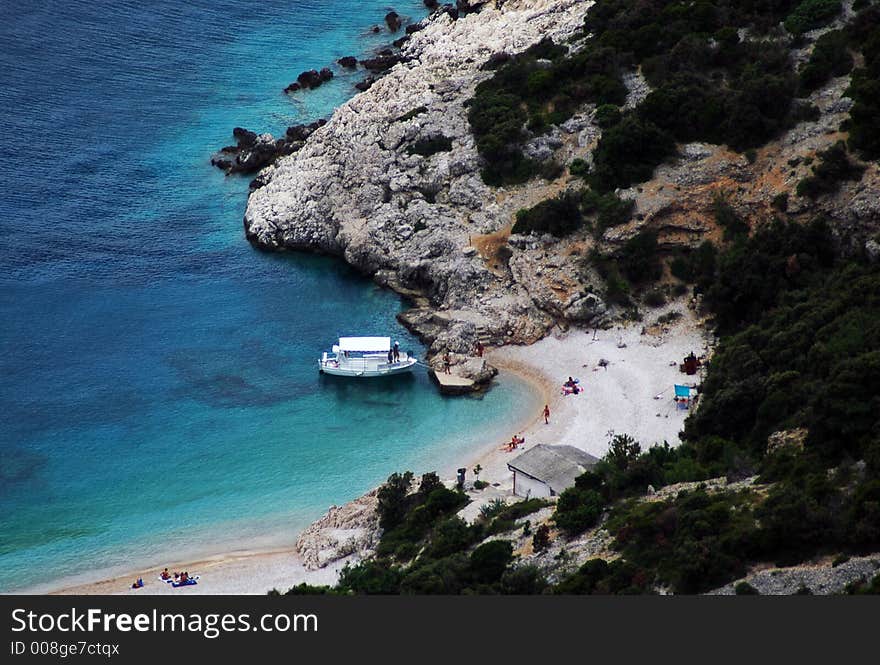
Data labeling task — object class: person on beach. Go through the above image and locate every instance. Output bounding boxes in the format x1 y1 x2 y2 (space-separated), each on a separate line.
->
160 568 170 580
443 352 451 374
476 341 484 357
543 404 550 424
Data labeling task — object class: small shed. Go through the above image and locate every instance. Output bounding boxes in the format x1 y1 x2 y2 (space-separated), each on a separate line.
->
507 444 600 499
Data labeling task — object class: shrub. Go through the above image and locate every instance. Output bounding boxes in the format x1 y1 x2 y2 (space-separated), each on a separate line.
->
618 231 662 284
532 524 551 552
772 192 789 212
582 189 635 233
644 289 667 307
406 135 453 156
595 103 622 128
480 498 509 521
734 581 760 595
554 486 606 536
712 196 749 240
554 558 652 594
337 560 404 594
570 158 590 178
500 565 549 594
513 192 583 236
798 30 854 95
377 472 413 531
796 141 865 198
785 0 842 35
470 541 515 584
589 116 676 192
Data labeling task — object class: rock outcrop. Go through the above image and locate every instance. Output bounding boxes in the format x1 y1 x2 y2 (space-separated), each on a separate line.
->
242 0 880 388
244 1 601 384
285 67 334 93
211 120 327 175
295 489 382 570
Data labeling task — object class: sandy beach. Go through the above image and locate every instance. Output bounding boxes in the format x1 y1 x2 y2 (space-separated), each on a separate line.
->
42 303 707 595
472 304 709 492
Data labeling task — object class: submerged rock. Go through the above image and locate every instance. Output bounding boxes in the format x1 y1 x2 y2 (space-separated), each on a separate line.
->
337 55 358 68
211 120 327 175
385 11 402 32
289 67 334 92
359 53 404 71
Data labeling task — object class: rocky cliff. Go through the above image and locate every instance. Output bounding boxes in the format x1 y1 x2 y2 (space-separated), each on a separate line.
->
243 0 880 384
244 1 601 383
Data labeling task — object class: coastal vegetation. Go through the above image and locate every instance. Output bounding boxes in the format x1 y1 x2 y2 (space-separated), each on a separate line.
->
465 0 854 190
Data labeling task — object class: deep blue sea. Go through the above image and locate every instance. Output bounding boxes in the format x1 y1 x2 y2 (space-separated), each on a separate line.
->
0 0 537 592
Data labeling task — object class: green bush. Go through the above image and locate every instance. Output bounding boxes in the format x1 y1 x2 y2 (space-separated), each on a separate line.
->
644 289 667 307
406 135 453 156
532 524 551 552
499 565 549 594
734 581 760 595
796 141 865 198
771 192 789 212
570 158 590 178
607 488 761 593
798 30 854 95
618 231 662 284
337 560 404 594
582 189 635 233
785 0 842 35
513 192 583 236
595 103 622 128
470 541 515 584
554 558 653 594
589 116 676 192
377 471 413 531
554 486 606 536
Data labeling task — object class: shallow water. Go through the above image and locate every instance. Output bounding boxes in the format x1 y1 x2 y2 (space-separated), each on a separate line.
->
0 0 536 592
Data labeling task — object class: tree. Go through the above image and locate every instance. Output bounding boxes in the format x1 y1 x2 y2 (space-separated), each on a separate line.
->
377 471 413 531
470 540 514 584
532 524 551 552
606 434 642 471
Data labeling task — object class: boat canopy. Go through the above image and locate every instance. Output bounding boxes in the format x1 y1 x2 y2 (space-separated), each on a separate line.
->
337 336 392 353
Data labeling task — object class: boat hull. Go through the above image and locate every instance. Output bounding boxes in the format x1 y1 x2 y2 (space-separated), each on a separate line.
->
318 358 417 377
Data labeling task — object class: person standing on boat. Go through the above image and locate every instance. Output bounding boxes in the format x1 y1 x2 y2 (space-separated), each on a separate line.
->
393 341 400 363
387 348 394 365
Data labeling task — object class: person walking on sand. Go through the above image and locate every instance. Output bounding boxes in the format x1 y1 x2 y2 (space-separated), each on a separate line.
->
542 404 550 424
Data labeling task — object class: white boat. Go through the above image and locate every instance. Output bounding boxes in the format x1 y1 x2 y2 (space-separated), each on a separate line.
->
318 336 417 377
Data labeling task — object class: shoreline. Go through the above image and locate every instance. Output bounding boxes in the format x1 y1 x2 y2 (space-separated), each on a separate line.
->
38 362 548 595
41 303 706 595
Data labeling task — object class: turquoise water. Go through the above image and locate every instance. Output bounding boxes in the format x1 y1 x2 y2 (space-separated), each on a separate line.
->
0 1 537 592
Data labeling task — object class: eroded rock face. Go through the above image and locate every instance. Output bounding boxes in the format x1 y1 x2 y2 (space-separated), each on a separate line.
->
295 489 382 570
244 1 600 378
